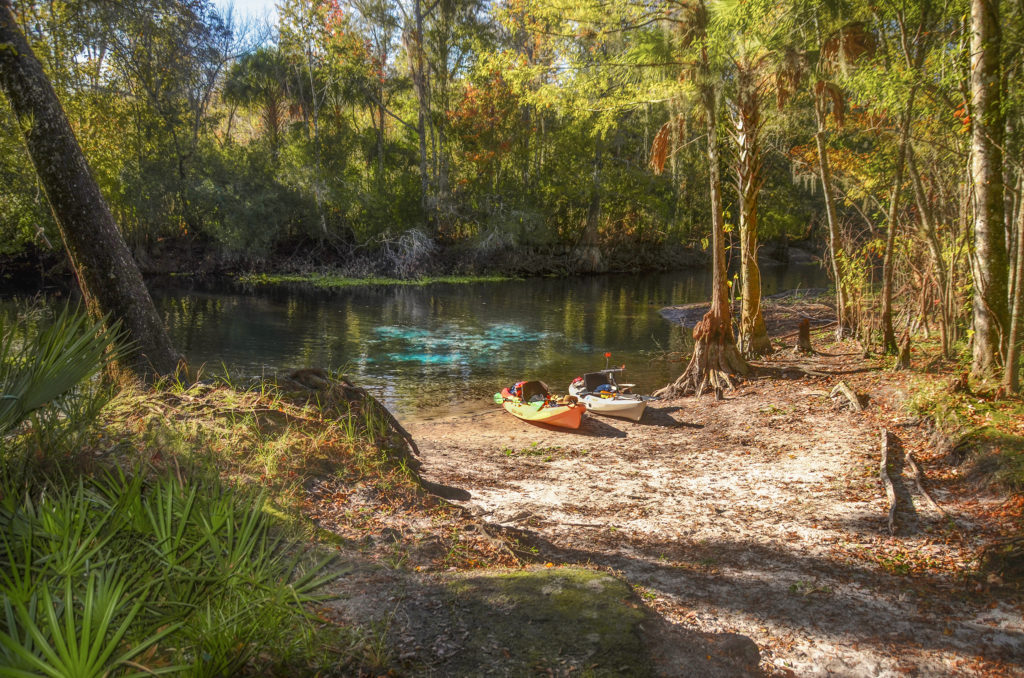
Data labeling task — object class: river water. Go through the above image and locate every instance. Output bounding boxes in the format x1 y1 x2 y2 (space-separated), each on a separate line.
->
152 265 827 413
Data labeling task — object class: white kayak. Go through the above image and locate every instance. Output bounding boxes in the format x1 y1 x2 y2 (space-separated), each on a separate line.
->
569 370 649 422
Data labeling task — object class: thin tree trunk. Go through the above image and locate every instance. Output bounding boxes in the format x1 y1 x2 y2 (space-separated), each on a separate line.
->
908 148 951 356
0 1 180 379
408 0 430 224
880 90 917 354
970 0 1009 377
1004 179 1024 392
578 137 603 272
813 97 847 337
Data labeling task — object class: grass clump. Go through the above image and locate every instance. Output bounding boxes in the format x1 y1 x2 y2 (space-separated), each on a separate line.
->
443 567 651 677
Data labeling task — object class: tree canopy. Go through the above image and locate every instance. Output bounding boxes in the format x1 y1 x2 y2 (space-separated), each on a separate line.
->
2 0 1023 387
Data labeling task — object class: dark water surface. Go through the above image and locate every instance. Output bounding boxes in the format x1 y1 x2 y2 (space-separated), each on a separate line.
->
153 266 827 413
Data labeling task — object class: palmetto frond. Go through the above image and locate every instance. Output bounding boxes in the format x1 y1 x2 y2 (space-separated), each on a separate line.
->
0 307 120 435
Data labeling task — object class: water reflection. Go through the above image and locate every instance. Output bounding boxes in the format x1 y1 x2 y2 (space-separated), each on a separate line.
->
153 266 826 412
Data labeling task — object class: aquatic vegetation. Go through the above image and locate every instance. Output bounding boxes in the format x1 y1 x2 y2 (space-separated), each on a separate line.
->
238 273 513 288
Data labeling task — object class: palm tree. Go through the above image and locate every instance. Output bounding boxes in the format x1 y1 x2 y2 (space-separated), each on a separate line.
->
222 47 292 159
652 0 748 398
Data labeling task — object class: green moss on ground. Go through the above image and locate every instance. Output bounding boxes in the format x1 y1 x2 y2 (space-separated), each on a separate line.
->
443 567 651 677
237 273 513 288
903 365 1024 492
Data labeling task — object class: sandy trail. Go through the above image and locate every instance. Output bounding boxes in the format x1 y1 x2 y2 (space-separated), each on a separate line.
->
405 354 1024 677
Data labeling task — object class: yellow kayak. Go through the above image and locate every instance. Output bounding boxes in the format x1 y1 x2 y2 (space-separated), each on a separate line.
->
494 381 583 429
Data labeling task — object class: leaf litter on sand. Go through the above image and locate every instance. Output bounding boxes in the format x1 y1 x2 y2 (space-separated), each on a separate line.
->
400 336 1024 677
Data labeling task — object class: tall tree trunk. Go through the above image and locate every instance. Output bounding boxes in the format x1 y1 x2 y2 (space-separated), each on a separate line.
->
0 1 180 379
880 91 916 354
407 0 430 225
813 95 847 337
655 83 747 398
970 0 1010 377
734 65 771 357
304 49 327 237
578 137 603 272
1004 176 1024 392
908 148 951 356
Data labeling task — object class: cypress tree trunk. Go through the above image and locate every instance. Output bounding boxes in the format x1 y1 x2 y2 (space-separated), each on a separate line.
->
0 1 180 379
969 0 1010 377
655 84 747 399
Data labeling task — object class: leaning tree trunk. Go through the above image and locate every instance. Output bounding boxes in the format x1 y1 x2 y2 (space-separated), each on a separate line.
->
734 65 771 358
970 0 1010 378
655 84 747 399
0 1 180 379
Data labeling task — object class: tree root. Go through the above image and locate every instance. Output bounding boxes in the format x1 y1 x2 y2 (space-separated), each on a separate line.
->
830 380 863 411
880 429 897 535
654 313 747 399
893 332 911 371
277 368 422 472
905 451 944 515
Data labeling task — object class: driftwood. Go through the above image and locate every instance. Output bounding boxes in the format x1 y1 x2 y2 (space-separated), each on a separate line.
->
829 380 863 411
905 451 944 514
880 429 897 535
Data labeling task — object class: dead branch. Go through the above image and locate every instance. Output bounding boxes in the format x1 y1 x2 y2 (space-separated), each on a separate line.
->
880 429 897 535
830 380 863 411
905 451 944 514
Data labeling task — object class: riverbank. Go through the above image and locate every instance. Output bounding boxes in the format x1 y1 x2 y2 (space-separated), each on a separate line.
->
0 237 822 295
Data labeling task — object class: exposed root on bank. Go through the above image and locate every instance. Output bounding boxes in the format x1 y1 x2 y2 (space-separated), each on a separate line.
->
278 368 423 472
653 313 748 399
880 429 897 535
